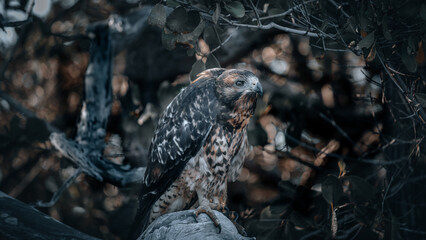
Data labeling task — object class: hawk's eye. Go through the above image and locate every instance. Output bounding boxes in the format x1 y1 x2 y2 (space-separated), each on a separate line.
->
235 80 245 87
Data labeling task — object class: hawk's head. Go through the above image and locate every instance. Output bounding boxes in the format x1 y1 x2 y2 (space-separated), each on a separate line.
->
194 68 262 117
212 69 262 113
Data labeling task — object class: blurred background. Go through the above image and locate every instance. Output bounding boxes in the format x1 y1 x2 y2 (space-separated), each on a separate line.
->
0 0 425 239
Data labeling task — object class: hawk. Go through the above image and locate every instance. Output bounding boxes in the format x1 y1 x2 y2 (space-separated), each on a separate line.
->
129 68 263 239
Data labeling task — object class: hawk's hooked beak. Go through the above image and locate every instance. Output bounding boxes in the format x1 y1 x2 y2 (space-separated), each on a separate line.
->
254 81 263 97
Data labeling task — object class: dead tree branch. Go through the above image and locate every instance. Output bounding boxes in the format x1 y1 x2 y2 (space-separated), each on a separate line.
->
0 191 100 240
34 168 83 208
49 23 145 187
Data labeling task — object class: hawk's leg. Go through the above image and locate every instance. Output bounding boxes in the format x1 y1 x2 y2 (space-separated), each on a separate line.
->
194 205 221 233
193 190 222 233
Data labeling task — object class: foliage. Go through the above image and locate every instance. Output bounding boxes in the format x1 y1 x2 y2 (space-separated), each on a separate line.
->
148 0 426 124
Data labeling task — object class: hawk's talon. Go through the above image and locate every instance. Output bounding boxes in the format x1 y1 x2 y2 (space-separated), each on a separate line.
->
223 206 230 216
191 212 199 222
222 206 239 222
233 211 239 222
194 206 222 234
222 206 245 236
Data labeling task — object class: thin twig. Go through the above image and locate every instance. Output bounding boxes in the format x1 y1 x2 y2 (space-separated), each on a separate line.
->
400 227 426 235
34 168 83 208
318 112 363 153
377 53 426 123
247 0 261 27
9 157 55 198
186 1 328 38
382 167 402 213
221 17 327 38
210 27 238 54
327 0 349 18
255 0 316 21
264 148 323 171
283 131 407 165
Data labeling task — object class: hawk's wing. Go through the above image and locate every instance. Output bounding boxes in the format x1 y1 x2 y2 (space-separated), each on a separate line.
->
128 68 225 240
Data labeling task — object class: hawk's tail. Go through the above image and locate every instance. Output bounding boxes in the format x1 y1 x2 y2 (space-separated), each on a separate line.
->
127 193 157 240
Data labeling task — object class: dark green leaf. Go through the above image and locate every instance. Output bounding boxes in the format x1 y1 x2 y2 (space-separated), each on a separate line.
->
175 18 205 45
166 7 188 32
212 3 220 24
347 176 375 204
148 3 166 28
203 25 226 49
321 175 343 205
165 0 179 8
189 60 205 82
185 11 201 32
162 13 205 51
358 31 375 49
205 54 221 69
224 1 245 18
421 5 426 20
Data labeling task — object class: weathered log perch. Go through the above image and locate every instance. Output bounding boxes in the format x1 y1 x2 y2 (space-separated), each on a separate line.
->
0 191 99 240
139 210 254 240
